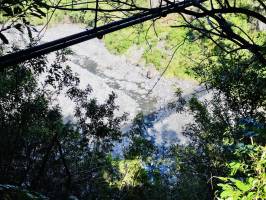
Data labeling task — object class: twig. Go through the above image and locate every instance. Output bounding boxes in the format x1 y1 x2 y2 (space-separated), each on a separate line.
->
147 38 187 94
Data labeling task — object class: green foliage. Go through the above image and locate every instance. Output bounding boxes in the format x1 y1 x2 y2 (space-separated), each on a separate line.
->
104 18 202 79
167 11 266 196
111 159 147 188
216 145 266 200
0 184 48 200
0 47 128 199
0 0 49 43
1 0 266 199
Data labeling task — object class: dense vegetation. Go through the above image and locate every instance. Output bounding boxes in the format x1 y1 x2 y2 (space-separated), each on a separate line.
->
0 0 265 199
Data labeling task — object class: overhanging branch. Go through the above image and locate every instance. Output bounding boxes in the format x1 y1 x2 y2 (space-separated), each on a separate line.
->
0 0 206 68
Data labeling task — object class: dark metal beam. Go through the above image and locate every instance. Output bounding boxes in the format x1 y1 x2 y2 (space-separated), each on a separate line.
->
0 0 204 68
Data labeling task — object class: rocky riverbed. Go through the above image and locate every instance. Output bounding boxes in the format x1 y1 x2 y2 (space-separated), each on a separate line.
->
2 23 209 147
40 24 211 146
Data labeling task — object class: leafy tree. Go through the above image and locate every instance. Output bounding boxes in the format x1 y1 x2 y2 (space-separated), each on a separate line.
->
1 1 266 200
0 33 127 200
169 38 266 199
216 144 266 200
